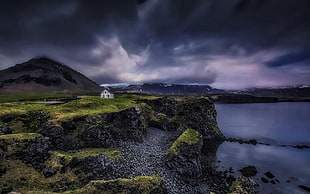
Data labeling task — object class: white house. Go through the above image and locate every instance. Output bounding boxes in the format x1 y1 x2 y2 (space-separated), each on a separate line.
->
100 89 114 99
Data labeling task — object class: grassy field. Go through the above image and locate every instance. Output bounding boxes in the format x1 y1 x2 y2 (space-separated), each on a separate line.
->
0 94 157 122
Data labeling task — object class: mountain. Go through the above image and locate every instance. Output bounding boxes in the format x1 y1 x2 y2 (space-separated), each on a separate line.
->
0 57 102 94
108 83 224 95
107 83 310 99
238 86 310 98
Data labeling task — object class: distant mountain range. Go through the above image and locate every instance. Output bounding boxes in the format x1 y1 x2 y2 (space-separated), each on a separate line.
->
0 57 102 94
1 56 309 98
106 83 310 98
239 86 310 98
107 83 224 95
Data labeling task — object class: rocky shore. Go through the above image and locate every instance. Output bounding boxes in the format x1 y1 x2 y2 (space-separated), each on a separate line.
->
0 96 257 193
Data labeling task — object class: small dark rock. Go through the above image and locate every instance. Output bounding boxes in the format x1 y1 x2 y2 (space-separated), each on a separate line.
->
0 166 7 176
0 186 12 194
270 180 276 184
265 171 275 179
248 139 257 145
298 185 310 192
0 126 12 135
43 167 56 177
238 166 258 177
261 177 269 183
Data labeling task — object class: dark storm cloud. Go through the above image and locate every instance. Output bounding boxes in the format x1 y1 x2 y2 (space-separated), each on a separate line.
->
266 49 310 67
0 0 309 88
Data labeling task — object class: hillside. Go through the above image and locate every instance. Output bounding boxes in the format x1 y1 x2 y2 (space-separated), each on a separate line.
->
0 57 102 94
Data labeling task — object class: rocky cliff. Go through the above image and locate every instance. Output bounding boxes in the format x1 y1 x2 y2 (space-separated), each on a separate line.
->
0 96 256 193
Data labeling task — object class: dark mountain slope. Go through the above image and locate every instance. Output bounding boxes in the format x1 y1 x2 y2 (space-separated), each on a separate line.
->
0 57 102 94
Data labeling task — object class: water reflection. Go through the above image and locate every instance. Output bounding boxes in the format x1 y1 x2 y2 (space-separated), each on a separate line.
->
215 102 310 194
217 142 310 194
216 103 310 145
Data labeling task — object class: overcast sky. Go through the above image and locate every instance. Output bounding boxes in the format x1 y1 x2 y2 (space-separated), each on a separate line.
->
0 0 309 89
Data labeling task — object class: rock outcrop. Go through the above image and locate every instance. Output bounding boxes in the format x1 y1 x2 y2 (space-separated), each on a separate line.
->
22 136 51 171
165 129 203 178
81 106 150 147
172 97 225 141
0 96 228 193
70 154 116 183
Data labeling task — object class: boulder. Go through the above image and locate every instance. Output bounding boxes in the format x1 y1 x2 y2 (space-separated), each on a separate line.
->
238 166 258 177
165 129 203 178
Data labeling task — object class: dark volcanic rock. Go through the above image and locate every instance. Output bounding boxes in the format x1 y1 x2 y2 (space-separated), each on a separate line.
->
149 113 170 130
264 171 275 179
0 126 12 135
140 97 178 118
298 185 310 192
43 167 56 177
37 122 76 150
81 107 149 147
173 97 225 141
0 186 12 194
81 125 114 148
72 154 115 183
238 166 258 177
165 129 203 178
22 136 51 170
261 177 269 183
0 165 7 177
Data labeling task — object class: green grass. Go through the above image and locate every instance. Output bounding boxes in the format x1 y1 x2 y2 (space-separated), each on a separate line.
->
65 175 163 194
0 94 157 123
167 128 200 155
49 148 122 162
0 159 80 193
0 133 40 140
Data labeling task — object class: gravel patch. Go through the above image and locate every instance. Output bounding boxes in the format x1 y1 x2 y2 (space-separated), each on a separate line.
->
115 128 213 194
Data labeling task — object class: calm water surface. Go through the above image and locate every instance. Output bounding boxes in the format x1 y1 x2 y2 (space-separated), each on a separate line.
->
215 102 310 194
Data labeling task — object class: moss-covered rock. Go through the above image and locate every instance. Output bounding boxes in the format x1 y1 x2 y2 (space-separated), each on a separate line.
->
67 175 166 194
0 133 41 159
0 159 82 193
149 113 170 130
228 176 257 194
165 129 203 178
80 106 150 147
172 97 224 141
139 97 178 118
